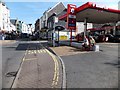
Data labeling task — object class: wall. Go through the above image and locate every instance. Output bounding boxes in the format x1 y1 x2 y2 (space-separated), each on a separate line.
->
76 22 93 34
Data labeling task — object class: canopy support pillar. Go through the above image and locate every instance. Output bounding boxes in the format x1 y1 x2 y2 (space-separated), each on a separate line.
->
84 18 88 37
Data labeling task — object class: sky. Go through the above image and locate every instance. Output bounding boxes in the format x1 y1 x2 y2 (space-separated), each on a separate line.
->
5 0 119 26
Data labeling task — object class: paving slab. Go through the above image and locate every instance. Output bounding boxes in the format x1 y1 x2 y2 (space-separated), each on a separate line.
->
50 46 90 57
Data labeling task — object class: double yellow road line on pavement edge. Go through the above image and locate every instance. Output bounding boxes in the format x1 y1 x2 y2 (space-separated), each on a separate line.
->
45 49 59 88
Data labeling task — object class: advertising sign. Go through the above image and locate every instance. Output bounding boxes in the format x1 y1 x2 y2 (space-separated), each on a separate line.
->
67 4 77 30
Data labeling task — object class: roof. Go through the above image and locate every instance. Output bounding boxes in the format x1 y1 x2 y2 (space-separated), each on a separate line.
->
59 2 120 24
10 19 17 25
47 2 66 18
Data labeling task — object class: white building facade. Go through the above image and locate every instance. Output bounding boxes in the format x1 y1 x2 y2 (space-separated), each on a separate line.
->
27 24 34 35
21 22 34 35
0 2 13 33
9 22 16 31
0 2 17 40
21 22 28 34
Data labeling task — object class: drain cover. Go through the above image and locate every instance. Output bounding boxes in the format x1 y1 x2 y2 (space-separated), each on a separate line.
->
6 71 17 77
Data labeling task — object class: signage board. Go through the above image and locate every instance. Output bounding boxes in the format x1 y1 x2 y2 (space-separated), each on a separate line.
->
67 4 77 30
55 17 58 23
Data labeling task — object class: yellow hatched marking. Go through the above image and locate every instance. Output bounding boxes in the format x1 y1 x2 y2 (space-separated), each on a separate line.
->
28 51 34 54
34 50 37 54
28 50 31 53
37 50 41 53
43 50 46 53
40 50 42 53
31 51 34 54
28 50 31 54
24 58 37 61
28 53 31 54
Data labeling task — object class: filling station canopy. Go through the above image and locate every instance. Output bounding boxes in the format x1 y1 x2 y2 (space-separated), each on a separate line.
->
59 2 120 24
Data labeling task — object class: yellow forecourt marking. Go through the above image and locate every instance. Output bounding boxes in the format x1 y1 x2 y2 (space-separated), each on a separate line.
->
45 49 59 88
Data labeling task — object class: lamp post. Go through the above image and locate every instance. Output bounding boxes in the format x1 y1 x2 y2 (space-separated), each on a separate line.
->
52 13 57 47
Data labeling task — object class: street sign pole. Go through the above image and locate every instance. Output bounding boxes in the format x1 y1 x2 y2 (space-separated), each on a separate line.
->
58 30 59 46
67 4 76 46
53 16 58 47
70 29 72 46
84 18 87 38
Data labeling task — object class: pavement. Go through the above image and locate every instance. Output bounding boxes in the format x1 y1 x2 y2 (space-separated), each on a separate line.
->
0 40 16 45
51 43 119 88
59 41 83 48
11 41 63 88
50 46 89 57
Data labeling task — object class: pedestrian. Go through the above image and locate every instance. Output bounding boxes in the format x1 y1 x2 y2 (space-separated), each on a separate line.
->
82 36 89 51
89 36 96 50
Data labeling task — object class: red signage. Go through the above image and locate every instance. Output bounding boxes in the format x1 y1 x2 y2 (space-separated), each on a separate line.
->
67 4 77 30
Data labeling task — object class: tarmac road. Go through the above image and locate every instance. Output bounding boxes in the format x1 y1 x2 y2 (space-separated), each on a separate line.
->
1 40 63 89
2 41 27 88
61 43 118 88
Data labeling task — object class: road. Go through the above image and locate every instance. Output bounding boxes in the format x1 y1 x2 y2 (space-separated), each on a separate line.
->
61 43 118 88
2 41 28 88
1 40 63 89
1 40 119 89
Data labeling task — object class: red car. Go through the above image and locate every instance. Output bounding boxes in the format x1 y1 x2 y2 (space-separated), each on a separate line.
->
75 34 84 42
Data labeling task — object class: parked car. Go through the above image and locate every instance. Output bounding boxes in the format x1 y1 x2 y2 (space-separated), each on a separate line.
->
92 34 99 42
31 35 38 40
113 35 120 43
75 33 84 42
105 34 120 43
92 34 106 43
105 34 114 42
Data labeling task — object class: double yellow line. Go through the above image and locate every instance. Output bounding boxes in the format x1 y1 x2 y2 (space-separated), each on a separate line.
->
45 49 59 88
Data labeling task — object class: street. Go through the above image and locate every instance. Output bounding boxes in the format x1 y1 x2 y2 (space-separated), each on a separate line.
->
1 40 119 89
0 1 120 89
1 40 63 89
2 41 27 88
60 43 118 88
